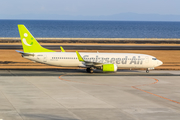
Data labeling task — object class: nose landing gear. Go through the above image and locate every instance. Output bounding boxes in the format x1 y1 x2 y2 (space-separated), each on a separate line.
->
146 68 154 73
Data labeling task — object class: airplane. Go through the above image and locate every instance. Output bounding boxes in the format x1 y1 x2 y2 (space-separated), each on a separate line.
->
16 25 163 73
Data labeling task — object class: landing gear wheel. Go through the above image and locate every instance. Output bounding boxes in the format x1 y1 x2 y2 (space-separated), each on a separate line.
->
146 69 149 73
86 68 90 73
86 68 93 73
90 69 93 73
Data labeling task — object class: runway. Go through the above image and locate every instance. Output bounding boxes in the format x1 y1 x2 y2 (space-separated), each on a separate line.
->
1 45 180 50
0 70 180 120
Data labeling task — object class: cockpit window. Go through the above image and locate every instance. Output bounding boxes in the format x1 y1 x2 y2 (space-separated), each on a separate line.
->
152 58 157 60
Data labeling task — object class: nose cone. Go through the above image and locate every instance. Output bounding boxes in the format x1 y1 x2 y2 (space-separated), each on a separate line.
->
157 60 163 66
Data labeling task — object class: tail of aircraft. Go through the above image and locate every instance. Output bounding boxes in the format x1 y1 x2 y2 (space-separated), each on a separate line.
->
18 25 55 53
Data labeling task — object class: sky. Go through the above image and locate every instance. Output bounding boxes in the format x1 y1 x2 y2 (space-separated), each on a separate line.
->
0 0 180 20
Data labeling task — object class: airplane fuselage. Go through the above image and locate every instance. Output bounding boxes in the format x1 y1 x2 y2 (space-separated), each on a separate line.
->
24 52 163 69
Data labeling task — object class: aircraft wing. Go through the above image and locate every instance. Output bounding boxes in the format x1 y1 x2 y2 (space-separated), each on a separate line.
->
76 51 104 67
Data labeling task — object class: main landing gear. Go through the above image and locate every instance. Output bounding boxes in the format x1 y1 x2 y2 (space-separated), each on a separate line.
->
146 69 149 73
86 68 93 73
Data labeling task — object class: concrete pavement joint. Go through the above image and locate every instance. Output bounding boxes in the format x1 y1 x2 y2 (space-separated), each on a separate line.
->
24 76 82 120
0 79 24 120
59 75 140 120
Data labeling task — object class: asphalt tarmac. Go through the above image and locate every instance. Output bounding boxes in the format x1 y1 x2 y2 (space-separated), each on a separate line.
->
1 69 180 76
0 70 180 120
1 45 180 50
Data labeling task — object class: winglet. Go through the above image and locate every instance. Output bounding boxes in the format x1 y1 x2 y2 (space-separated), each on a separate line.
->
76 51 84 62
60 46 65 52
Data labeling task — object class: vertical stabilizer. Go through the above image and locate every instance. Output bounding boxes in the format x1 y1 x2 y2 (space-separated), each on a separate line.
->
18 24 55 53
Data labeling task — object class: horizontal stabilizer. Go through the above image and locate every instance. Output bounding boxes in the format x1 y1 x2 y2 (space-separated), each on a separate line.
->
16 50 34 56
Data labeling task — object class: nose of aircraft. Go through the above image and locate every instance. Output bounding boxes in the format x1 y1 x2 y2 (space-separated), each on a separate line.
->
157 60 163 66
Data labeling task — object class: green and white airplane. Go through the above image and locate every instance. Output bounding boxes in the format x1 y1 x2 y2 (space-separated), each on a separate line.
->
16 25 163 73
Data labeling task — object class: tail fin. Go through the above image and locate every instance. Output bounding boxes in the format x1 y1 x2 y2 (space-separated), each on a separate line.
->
18 24 55 53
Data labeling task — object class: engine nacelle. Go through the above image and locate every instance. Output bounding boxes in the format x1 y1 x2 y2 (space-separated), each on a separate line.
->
102 64 118 72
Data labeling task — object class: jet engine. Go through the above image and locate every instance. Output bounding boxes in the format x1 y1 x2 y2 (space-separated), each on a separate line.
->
102 64 117 72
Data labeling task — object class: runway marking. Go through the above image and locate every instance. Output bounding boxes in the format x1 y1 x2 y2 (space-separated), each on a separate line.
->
133 77 159 87
59 75 180 104
132 77 180 104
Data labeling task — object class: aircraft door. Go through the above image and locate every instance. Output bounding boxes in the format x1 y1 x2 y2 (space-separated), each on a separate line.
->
43 55 47 62
37 54 47 63
145 56 149 63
